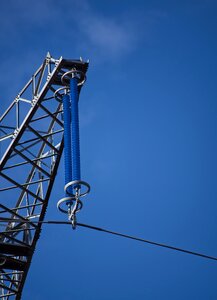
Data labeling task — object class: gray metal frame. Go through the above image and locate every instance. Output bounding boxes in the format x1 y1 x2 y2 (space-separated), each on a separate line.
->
0 53 88 299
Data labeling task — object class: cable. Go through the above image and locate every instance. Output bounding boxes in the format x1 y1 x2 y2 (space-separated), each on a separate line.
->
77 223 217 262
0 218 216 262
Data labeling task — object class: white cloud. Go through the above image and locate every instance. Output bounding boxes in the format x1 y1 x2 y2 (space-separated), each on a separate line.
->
74 10 137 59
67 2 167 62
0 0 166 63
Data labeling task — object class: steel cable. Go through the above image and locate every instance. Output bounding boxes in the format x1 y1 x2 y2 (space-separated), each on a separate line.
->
0 218 216 262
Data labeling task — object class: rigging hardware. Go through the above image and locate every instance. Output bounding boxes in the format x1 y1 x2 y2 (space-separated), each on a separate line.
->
57 69 90 229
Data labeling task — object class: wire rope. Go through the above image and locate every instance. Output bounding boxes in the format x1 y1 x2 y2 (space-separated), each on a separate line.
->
0 219 216 262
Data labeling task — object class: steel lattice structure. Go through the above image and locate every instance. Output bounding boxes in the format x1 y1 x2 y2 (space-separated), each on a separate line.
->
0 53 88 299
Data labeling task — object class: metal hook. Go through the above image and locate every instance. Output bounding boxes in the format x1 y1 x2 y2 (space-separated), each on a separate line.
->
67 190 80 230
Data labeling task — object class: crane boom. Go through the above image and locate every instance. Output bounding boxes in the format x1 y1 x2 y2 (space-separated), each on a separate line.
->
0 53 88 299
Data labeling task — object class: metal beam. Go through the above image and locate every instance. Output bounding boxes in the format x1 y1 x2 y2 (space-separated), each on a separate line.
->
0 54 89 299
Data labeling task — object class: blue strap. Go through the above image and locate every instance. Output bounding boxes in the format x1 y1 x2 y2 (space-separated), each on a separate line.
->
70 77 81 182
62 93 73 196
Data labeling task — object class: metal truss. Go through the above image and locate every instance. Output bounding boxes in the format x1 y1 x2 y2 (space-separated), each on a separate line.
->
0 53 88 299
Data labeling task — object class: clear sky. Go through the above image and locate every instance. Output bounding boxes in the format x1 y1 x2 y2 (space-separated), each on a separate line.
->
1 0 217 299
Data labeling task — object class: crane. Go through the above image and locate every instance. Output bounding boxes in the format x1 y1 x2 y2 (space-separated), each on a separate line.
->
0 53 89 299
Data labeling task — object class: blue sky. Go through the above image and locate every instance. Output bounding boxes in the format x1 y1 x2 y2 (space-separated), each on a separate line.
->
1 0 217 299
